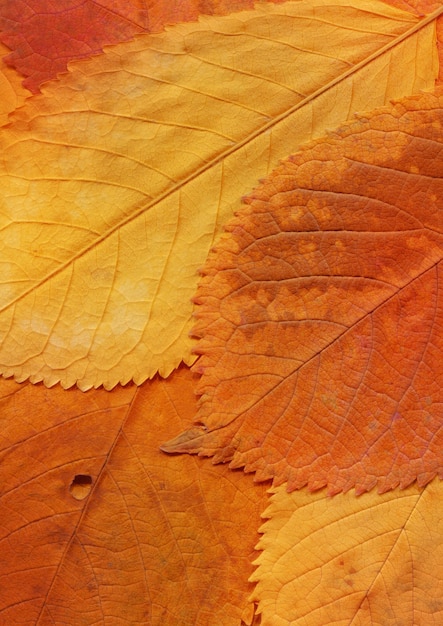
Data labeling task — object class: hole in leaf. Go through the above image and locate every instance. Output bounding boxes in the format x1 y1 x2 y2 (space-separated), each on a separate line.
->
69 474 93 500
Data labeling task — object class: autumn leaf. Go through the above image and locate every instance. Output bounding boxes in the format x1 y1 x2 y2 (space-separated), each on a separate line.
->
2 1 443 624
251 479 443 625
0 41 29 126
384 0 443 85
0 0 285 93
385 0 441 11
382 0 443 85
0 0 439 390
0 366 269 625
0 0 151 94
162 87 443 496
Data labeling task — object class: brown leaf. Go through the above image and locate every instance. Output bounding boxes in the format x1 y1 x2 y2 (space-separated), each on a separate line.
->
163 89 443 495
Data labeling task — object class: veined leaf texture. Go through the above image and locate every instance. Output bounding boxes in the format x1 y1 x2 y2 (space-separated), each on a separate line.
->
0 0 151 93
0 42 28 125
252 479 443 625
0 367 269 625
1 0 443 624
0 0 439 389
164 89 443 495
0 0 285 93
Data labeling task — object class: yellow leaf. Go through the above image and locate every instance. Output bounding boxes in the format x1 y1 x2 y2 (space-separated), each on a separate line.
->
251 479 443 625
0 0 439 389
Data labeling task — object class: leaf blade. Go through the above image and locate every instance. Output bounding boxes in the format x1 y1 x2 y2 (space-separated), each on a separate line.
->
251 480 443 625
0 367 269 625
163 88 443 494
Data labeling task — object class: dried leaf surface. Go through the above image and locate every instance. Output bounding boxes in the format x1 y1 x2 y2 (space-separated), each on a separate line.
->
382 0 443 84
0 0 439 389
163 89 443 495
0 366 268 625
0 42 29 125
251 479 443 625
0 0 150 93
384 0 441 12
0 0 285 93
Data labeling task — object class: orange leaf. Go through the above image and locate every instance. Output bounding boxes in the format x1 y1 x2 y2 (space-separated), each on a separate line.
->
0 367 269 624
0 42 29 126
163 89 443 495
2 1 443 622
384 0 441 12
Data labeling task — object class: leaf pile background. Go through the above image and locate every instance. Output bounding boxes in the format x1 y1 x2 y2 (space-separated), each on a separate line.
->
1 0 443 624
1 0 437 391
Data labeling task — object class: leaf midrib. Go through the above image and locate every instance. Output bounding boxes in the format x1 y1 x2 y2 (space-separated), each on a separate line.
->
2 5 442 315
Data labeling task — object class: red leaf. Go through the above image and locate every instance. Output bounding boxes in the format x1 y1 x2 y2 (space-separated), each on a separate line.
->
0 1 150 92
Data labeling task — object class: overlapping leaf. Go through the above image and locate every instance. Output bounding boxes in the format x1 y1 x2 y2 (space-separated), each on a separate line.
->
0 366 269 625
163 88 443 495
251 479 443 625
0 0 150 93
0 0 285 92
2 1 443 623
0 42 29 126
0 0 439 389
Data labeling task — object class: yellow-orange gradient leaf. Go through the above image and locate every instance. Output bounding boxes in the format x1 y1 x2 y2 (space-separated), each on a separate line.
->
0 42 29 126
0 367 269 625
0 0 439 389
251 479 443 625
0 0 284 93
163 89 443 495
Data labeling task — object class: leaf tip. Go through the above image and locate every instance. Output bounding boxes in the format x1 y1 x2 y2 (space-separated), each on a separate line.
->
160 425 207 455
